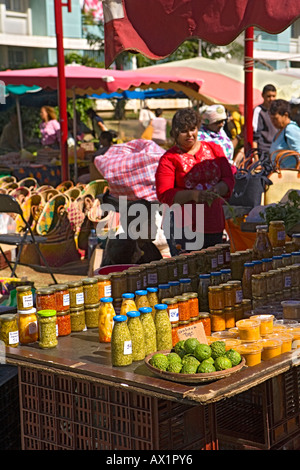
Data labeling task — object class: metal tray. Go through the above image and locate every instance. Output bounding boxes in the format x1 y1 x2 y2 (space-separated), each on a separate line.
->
145 350 246 383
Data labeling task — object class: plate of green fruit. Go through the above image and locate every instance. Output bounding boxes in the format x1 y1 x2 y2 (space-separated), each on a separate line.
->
145 338 245 383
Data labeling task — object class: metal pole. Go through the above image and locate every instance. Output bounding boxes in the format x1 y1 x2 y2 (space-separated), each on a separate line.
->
72 88 78 183
54 0 71 182
244 27 254 153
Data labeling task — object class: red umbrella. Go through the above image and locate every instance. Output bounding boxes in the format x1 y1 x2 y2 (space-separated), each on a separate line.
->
103 0 300 149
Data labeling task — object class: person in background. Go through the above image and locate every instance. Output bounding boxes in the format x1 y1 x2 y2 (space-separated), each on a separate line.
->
86 108 108 139
151 108 167 146
269 98 300 168
289 97 300 127
198 104 239 164
155 108 234 253
253 84 277 154
39 106 60 148
0 113 20 152
139 105 155 129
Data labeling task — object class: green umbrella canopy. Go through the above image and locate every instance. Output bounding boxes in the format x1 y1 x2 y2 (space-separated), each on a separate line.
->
5 84 42 96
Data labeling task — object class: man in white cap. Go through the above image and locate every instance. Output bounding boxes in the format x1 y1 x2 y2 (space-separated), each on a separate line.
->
198 104 236 164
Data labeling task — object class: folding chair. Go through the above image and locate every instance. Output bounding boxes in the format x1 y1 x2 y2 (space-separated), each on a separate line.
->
0 194 57 284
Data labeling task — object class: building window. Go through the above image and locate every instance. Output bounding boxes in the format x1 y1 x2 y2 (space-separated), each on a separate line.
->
4 0 27 13
8 48 26 67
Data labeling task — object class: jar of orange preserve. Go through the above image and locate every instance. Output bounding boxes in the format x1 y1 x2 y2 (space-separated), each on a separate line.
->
236 319 261 342
237 343 262 366
251 314 274 336
260 338 282 360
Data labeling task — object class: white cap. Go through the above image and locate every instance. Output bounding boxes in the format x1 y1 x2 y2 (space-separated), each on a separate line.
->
201 104 227 124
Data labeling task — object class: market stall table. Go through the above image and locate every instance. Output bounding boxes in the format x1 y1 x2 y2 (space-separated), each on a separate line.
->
4 329 300 450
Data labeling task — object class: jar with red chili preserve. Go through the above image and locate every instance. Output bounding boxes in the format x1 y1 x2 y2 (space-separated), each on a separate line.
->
183 292 199 318
54 284 70 312
197 313 211 336
56 310 71 336
176 296 190 322
36 287 56 311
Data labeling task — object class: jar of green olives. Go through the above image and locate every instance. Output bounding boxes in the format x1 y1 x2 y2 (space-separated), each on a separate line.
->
37 309 58 349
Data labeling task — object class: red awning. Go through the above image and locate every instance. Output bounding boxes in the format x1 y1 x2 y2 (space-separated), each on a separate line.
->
103 0 300 67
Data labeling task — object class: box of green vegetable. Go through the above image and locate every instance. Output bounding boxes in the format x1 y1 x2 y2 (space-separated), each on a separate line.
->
260 190 300 235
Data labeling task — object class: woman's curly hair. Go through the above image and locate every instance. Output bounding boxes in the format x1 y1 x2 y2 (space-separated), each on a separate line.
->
170 108 201 140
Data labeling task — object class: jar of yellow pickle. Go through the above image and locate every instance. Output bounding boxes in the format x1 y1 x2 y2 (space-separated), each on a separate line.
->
236 319 261 341
260 338 282 360
208 286 224 310
18 307 38 344
120 293 137 316
237 343 262 366
251 314 274 336
135 290 150 310
268 220 286 247
0 314 19 347
99 297 115 343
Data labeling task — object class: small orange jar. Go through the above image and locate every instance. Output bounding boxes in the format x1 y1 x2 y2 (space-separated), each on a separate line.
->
18 307 38 344
224 307 235 329
237 343 262 366
54 284 70 312
96 275 112 299
223 284 236 308
251 314 274 336
208 286 224 310
36 287 56 311
210 309 226 332
236 319 261 341
197 312 211 336
265 333 293 353
183 292 199 318
260 338 282 360
176 296 190 322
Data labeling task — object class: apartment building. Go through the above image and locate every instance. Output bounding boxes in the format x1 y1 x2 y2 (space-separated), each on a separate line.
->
0 0 96 68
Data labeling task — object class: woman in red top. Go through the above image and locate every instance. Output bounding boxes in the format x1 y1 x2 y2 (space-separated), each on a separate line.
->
155 108 234 253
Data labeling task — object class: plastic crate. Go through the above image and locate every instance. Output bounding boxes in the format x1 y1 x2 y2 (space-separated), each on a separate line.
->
18 366 217 450
216 367 300 450
0 364 21 450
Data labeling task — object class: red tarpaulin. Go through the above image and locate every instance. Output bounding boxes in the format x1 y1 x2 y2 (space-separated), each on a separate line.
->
103 0 300 67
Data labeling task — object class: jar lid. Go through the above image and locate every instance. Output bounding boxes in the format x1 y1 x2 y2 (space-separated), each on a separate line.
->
139 307 152 314
158 284 170 289
95 274 111 281
273 255 282 259
262 258 272 262
135 290 147 296
282 253 291 257
122 293 135 299
198 312 210 318
291 251 300 255
68 280 83 287
174 296 188 302
269 220 284 224
56 309 70 315
179 278 191 283
168 280 179 286
210 272 221 276
37 309 56 317
183 292 198 299
36 287 55 295
16 285 32 292
110 272 126 277
161 298 178 305
292 233 300 238
154 303 168 310
208 286 223 291
0 313 17 322
53 284 69 291
146 287 158 293
18 307 37 314
127 310 140 318
85 303 100 309
244 262 254 267
82 277 98 285
199 274 210 279
113 315 127 322
220 269 231 273
252 260 262 265
100 297 113 303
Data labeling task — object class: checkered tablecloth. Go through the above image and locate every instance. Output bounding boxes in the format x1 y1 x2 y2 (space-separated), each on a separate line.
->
94 139 165 201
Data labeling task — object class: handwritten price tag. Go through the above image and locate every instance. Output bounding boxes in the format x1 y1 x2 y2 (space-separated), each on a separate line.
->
177 322 208 344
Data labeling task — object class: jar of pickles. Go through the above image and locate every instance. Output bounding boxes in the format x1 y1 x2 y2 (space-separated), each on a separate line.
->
70 306 86 332
68 280 84 308
242 262 254 299
135 290 150 310
56 310 71 336
156 259 169 284
18 307 38 344
16 285 33 311
37 309 58 349
99 297 115 342
54 284 70 312
83 278 99 305
146 287 159 315
208 286 224 311
139 306 157 355
220 268 232 283
120 293 137 316
171 321 180 347
210 272 222 286
268 220 286 248
251 274 266 299
272 256 283 269
126 268 142 293
227 280 243 304
36 287 56 311
158 284 171 302
85 303 100 328
198 274 211 310
179 278 192 294
234 303 244 322
111 315 132 366
154 304 172 351
127 310 145 361
0 314 19 347
110 272 127 298
168 280 180 297
167 258 178 281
